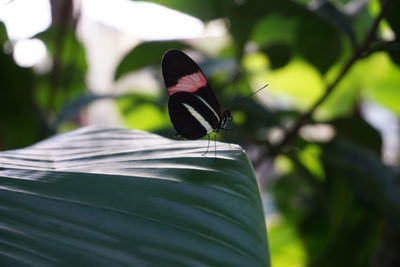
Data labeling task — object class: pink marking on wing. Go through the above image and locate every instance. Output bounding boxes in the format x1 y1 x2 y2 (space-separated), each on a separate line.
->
167 72 207 95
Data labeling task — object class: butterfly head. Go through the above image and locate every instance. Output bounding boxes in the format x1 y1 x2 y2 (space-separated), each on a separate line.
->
221 110 232 129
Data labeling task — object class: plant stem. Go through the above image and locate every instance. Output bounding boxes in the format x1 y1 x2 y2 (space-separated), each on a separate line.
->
47 0 74 111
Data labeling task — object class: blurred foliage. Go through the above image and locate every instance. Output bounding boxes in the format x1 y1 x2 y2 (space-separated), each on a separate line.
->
115 41 189 80
267 218 306 267
273 115 400 266
35 26 87 111
1 0 400 266
0 22 46 149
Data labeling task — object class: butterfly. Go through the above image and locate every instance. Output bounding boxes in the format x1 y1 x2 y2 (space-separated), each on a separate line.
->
162 49 232 140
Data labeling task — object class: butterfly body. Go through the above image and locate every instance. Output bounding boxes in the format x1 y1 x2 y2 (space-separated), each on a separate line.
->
162 49 232 140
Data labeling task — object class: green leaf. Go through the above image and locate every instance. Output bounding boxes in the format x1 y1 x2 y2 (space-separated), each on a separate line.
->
138 0 224 21
55 93 116 127
261 43 293 69
231 97 280 135
352 52 400 115
250 13 298 46
0 127 270 266
0 24 44 150
322 138 400 224
273 135 399 266
35 26 87 111
383 0 400 39
320 51 400 117
308 0 355 44
114 41 189 80
330 117 382 155
295 10 343 74
369 40 400 68
265 58 324 109
267 219 306 267
118 95 169 131
225 0 301 58
0 22 7 42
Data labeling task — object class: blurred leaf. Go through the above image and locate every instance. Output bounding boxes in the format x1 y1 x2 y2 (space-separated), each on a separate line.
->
298 144 325 180
262 43 293 69
267 219 306 267
267 0 310 17
369 41 400 67
201 57 237 84
361 53 400 114
383 0 400 38
272 111 397 266
249 1 349 72
138 0 224 21
274 135 394 266
0 22 7 41
55 93 116 127
36 27 86 71
0 126 270 266
35 26 87 111
232 97 280 135
266 59 324 109
321 52 400 118
295 10 343 74
297 135 400 267
349 1 374 44
306 177 382 267
251 13 298 46
122 103 166 130
308 0 356 45
366 69 400 114
322 138 400 224
330 116 382 155
228 12 260 59
272 160 320 226
226 0 305 58
317 80 358 120
386 42 400 66
114 41 189 80
118 94 169 131
0 24 44 150
315 44 357 120
57 92 170 132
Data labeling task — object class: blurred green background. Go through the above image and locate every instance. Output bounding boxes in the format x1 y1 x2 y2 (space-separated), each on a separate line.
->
1 0 399 266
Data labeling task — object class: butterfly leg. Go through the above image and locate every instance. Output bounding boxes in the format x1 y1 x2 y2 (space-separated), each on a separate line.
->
214 132 217 159
202 134 211 156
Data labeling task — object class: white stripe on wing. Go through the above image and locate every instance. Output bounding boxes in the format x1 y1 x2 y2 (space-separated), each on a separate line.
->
182 103 213 134
195 95 220 122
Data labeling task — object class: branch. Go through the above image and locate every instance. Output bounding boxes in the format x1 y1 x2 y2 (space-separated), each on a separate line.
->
258 0 391 162
47 0 75 111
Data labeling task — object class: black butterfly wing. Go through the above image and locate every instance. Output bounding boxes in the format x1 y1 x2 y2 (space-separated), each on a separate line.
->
162 50 222 139
162 50 221 116
168 92 213 140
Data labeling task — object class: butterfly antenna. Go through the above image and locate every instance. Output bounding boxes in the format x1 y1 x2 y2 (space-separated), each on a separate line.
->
231 84 268 108
229 84 268 110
